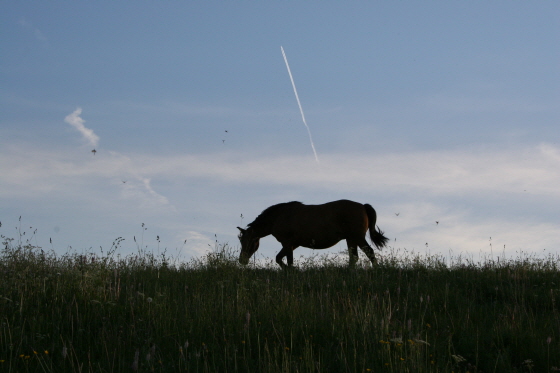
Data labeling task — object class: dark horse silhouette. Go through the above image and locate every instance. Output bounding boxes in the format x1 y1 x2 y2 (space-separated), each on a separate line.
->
237 199 389 268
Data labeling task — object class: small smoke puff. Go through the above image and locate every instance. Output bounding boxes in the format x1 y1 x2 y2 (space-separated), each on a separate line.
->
65 108 100 147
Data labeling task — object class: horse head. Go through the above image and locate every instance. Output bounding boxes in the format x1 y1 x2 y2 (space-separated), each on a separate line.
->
237 227 260 265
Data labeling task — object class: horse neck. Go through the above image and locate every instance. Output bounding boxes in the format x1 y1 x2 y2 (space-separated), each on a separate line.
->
251 224 271 239
249 219 273 239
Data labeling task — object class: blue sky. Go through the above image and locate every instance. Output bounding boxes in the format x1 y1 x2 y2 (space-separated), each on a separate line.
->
1 2 559 262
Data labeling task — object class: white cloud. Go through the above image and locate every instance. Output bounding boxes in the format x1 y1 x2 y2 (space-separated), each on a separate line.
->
118 143 560 200
64 108 100 147
1 141 559 257
177 231 214 257
3 142 559 206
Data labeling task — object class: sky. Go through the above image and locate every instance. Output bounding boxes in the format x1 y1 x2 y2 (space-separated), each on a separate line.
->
1 2 559 264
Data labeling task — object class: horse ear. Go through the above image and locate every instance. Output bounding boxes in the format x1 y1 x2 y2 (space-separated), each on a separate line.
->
237 227 245 233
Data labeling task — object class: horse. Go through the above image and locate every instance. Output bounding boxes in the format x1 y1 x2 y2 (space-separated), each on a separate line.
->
237 199 389 268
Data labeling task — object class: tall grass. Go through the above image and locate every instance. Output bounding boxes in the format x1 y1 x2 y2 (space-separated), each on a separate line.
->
1 233 559 372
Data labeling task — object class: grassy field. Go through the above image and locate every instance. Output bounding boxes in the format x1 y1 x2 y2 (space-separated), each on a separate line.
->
1 233 559 372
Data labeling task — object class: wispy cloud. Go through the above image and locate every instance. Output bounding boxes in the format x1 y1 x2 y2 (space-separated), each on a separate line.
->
119 175 171 209
19 18 48 44
121 143 560 200
64 108 100 147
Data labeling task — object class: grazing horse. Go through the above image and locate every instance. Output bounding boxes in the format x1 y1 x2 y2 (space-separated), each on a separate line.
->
237 200 389 268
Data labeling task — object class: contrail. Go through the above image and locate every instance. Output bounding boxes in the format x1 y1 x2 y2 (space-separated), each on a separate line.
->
281 46 319 164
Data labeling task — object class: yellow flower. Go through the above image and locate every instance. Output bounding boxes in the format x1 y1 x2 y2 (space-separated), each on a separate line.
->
44 350 49 355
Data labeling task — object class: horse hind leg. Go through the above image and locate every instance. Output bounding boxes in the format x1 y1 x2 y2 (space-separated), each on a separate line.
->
359 244 377 266
349 238 377 266
347 242 359 267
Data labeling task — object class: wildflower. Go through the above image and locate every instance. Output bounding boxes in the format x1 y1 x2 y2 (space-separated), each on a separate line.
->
147 297 153 303
33 351 38 355
131 349 139 371
44 350 49 355
451 355 466 363
244 311 251 330
146 344 156 362
413 339 430 346
522 359 534 369
285 347 290 351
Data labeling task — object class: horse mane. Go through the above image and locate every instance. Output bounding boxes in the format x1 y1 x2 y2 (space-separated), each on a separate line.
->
247 201 303 233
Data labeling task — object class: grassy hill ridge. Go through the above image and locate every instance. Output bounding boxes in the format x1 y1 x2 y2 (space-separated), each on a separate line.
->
1 238 559 372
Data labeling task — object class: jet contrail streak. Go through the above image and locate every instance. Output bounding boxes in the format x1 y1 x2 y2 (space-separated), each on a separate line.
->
281 46 319 164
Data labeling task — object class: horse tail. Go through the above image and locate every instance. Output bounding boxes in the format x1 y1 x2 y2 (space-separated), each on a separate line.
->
364 204 389 249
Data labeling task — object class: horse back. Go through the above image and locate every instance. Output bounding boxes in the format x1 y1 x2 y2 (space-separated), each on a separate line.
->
271 200 368 248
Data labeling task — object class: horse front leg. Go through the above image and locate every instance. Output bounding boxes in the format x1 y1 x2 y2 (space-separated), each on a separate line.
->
275 247 288 269
276 246 294 269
